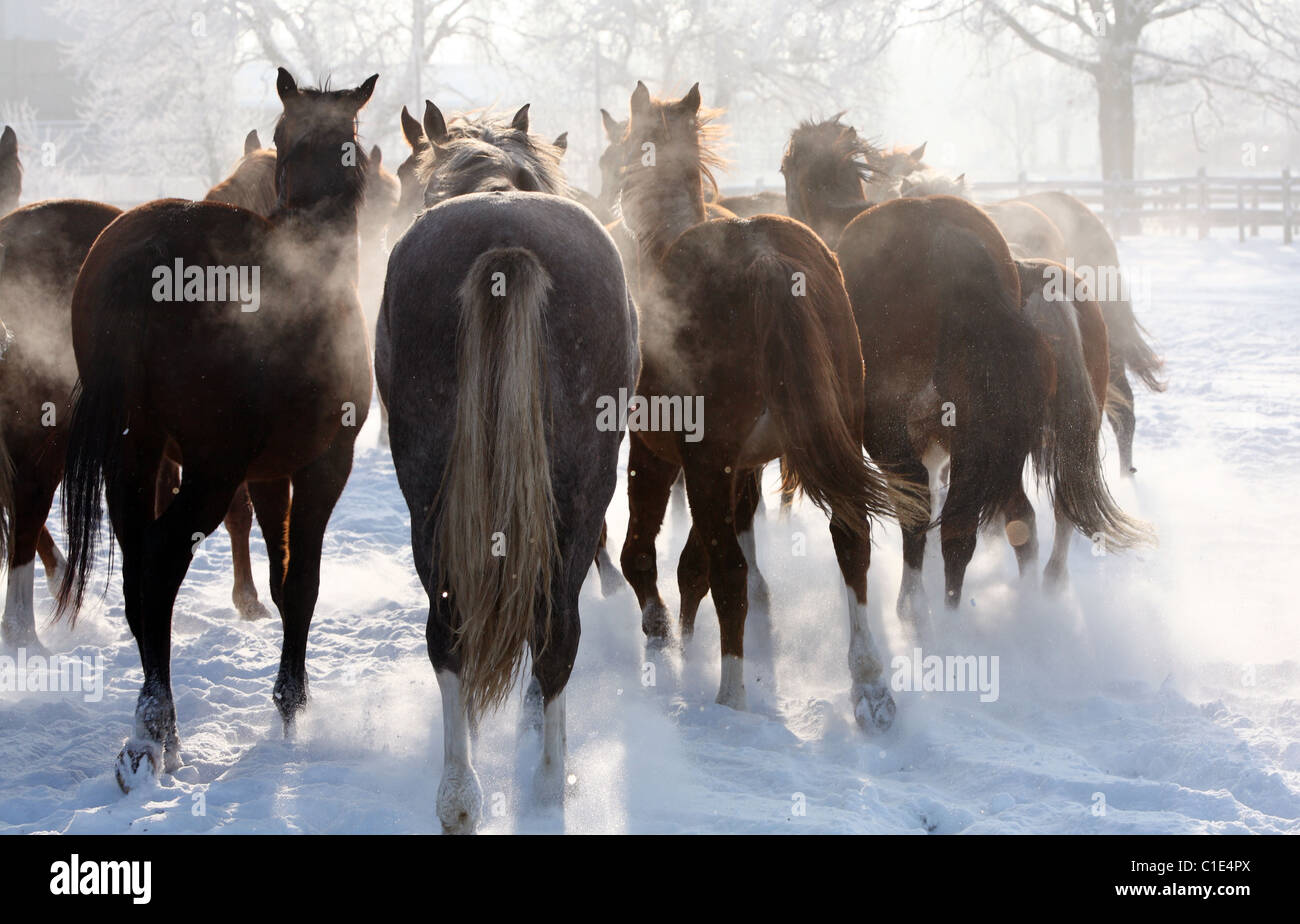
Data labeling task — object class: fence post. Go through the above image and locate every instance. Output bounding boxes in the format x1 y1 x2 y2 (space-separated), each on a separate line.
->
1284 168 1294 245
1251 182 1260 237
1197 167 1209 240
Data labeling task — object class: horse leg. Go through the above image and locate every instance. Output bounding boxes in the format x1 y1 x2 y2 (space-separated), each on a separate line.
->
681 459 748 710
225 484 270 620
425 579 482 834
34 527 66 596
619 435 680 647
1107 367 1137 476
676 525 709 643
893 460 933 636
154 457 180 516
118 464 239 790
1043 494 1073 592
592 521 623 597
1002 484 1039 582
529 584 581 807
2 480 57 652
735 469 771 614
829 515 895 733
273 439 352 734
248 478 291 613
939 461 982 609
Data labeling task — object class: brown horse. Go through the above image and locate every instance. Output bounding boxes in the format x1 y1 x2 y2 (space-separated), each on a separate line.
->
0 126 20 215
1011 258 1143 588
783 116 1147 624
0 199 123 651
57 68 378 792
1014 191 1165 475
615 83 908 731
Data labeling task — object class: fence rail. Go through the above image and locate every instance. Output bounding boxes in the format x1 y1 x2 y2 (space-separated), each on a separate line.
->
970 169 1298 243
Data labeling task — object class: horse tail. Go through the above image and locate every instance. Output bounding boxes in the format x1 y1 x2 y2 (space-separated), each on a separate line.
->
749 249 898 536
434 247 559 722
1105 291 1165 392
933 223 1051 529
1037 296 1154 551
0 427 12 567
55 271 138 623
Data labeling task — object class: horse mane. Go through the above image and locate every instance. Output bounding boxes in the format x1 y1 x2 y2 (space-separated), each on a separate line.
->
415 111 566 198
783 115 886 186
900 168 968 198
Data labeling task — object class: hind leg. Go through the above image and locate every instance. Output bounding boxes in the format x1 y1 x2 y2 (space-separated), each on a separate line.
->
248 478 290 613
1043 494 1073 592
829 513 894 733
677 525 709 643
938 463 982 610
619 435 681 647
1107 368 1136 476
225 484 270 620
35 527 67 597
681 458 748 710
592 521 623 597
529 586 581 806
425 584 482 834
1002 485 1039 581
892 459 933 635
273 438 354 733
118 463 239 790
2 477 59 652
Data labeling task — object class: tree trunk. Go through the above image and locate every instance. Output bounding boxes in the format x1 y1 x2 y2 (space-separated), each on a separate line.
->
1096 46 1137 232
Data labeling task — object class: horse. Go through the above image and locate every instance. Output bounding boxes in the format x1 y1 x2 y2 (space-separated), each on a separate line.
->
1014 191 1165 475
376 102 638 833
56 68 378 792
614 83 910 731
782 116 1148 625
1011 258 1143 587
0 126 20 215
0 199 123 651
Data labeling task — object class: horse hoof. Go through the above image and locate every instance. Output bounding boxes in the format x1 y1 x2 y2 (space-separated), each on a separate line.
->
437 766 483 835
596 555 624 598
853 682 896 734
0 623 48 656
115 739 163 793
234 594 273 621
641 601 672 645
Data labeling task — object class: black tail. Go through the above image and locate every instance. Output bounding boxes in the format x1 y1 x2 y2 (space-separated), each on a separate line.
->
55 277 138 622
933 225 1052 529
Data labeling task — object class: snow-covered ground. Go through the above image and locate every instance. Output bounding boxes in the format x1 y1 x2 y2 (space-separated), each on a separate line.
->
2 234 1297 834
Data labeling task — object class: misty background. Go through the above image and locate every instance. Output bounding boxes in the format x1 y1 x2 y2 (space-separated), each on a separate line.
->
2 0 1298 212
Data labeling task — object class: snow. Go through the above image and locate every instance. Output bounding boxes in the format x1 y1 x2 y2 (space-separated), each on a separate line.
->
1 234 1298 834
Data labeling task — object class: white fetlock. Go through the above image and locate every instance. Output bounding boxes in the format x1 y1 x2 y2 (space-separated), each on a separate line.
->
437 764 483 835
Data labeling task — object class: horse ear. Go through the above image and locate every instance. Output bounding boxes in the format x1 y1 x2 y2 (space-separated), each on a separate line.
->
370 145 382 166
351 74 379 109
630 81 652 116
678 83 701 114
511 104 530 133
276 67 298 103
600 108 621 141
243 129 261 155
552 132 568 155
0 126 16 158
400 105 426 149
910 141 927 162
422 100 449 145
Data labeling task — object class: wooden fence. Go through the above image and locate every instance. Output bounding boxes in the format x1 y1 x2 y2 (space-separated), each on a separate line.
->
970 169 1298 243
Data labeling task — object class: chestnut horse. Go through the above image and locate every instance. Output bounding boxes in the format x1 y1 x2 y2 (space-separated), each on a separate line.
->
782 116 1147 624
378 104 637 832
1 126 20 215
0 199 122 650
615 84 910 731
56 68 377 791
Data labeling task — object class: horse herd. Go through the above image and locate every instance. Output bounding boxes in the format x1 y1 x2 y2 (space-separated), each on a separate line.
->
0 70 1164 833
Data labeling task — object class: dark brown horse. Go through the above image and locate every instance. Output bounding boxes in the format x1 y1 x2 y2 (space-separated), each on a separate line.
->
0 126 20 215
57 68 377 792
378 102 637 832
783 116 1147 624
0 199 123 650
615 84 909 731
1014 191 1165 475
